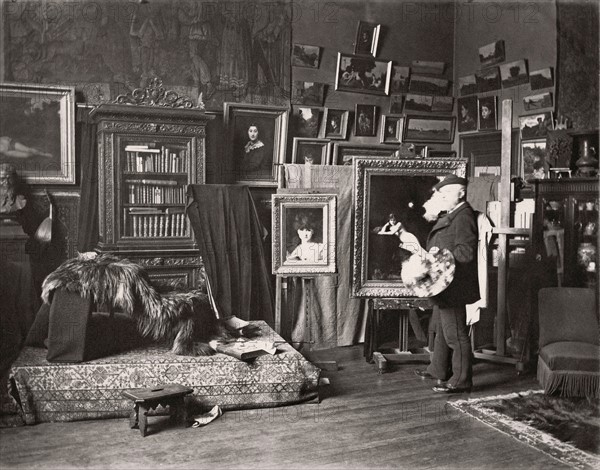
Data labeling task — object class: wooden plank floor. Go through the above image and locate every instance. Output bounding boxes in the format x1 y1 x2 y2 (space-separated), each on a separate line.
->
0 346 570 469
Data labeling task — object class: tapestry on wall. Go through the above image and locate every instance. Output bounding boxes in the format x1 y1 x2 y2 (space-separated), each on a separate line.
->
2 0 291 109
556 0 599 130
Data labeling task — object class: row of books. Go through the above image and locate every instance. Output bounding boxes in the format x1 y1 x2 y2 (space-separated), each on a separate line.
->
126 182 185 204
124 144 188 174
128 213 188 238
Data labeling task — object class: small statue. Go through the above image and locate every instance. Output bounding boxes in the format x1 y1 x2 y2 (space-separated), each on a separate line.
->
0 163 27 214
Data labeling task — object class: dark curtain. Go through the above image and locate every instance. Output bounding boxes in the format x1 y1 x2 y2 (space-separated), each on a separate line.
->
186 184 274 323
556 0 599 130
76 107 98 252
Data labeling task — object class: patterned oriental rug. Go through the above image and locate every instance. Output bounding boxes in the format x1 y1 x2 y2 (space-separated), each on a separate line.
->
1 321 320 426
450 390 600 470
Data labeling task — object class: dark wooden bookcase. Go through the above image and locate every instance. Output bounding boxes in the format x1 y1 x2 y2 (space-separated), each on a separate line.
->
90 92 213 292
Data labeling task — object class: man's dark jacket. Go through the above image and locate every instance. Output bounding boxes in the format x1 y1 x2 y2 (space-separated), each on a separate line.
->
426 202 480 308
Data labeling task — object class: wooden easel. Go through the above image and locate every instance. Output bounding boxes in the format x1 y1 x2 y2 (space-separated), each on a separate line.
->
366 297 434 374
472 99 531 373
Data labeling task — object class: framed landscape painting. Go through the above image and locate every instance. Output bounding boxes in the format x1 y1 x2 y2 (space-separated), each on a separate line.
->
351 156 467 297
404 116 456 143
0 83 75 184
519 112 554 141
272 193 337 275
291 44 321 68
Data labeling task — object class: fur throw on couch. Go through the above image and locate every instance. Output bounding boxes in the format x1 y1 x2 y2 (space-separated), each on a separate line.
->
41 253 218 355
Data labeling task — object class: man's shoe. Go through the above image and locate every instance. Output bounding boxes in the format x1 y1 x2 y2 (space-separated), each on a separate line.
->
432 383 472 394
414 369 443 384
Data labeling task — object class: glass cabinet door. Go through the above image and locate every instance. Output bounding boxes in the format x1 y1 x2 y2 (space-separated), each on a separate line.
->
573 197 598 288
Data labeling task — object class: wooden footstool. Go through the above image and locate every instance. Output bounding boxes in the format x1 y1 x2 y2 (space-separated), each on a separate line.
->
122 384 193 437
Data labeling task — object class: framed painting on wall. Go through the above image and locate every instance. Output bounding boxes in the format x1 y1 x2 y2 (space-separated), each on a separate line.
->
224 103 288 186
0 83 75 184
331 143 400 165
354 21 381 56
272 193 337 275
291 44 321 68
351 156 467 297
322 108 349 140
404 116 456 143
355 104 378 137
521 139 548 181
335 53 392 96
380 115 404 144
291 138 331 165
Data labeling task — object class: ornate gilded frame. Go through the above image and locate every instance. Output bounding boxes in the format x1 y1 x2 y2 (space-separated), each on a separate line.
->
0 82 75 184
272 193 337 275
351 157 467 298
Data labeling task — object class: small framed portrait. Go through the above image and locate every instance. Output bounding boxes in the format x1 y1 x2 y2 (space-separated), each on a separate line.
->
291 44 321 68
478 96 497 131
292 106 323 138
478 40 505 67
523 92 553 111
529 67 554 90
521 139 548 181
331 142 400 165
389 95 404 114
224 103 288 186
390 66 410 94
458 75 477 96
457 97 478 133
404 116 456 143
322 108 349 140
291 138 331 165
355 104 378 137
272 193 337 275
432 96 454 113
0 83 76 184
335 53 392 96
519 112 554 141
291 81 326 106
475 67 501 93
354 21 380 56
380 115 404 144
409 74 450 96
404 94 433 113
351 156 467 297
499 59 529 88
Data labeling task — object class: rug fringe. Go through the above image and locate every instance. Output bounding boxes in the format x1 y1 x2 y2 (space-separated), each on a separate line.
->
538 359 600 398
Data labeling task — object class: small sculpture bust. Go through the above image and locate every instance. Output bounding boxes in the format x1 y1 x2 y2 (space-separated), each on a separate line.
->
0 163 27 214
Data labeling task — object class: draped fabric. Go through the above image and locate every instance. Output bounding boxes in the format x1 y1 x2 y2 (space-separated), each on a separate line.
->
556 0 599 130
284 165 366 350
76 107 98 252
186 184 274 323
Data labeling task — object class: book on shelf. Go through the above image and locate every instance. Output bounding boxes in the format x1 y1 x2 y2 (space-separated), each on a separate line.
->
128 212 187 237
209 338 278 361
124 146 188 173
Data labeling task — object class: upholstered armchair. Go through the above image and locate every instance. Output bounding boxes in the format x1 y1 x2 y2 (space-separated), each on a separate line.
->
537 287 599 398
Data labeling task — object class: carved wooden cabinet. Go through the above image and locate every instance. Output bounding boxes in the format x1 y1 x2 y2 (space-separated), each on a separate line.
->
532 178 599 291
90 96 213 292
